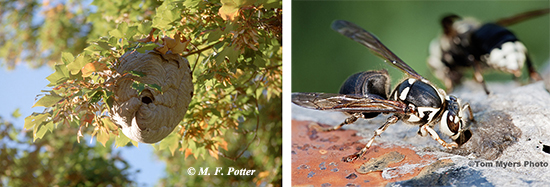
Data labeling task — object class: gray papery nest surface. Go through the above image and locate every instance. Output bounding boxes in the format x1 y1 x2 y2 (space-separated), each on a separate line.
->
111 50 193 143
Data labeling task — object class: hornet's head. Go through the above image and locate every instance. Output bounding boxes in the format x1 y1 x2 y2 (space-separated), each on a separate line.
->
440 95 472 146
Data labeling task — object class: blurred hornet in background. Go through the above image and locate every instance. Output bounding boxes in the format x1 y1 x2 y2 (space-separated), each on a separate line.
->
292 20 474 162
428 8 549 94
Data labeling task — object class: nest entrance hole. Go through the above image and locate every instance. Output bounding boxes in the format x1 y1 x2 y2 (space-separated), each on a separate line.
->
141 89 154 104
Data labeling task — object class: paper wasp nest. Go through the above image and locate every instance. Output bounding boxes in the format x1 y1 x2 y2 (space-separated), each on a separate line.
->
111 50 193 143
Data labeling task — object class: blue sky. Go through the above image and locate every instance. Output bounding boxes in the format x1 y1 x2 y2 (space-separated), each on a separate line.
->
0 65 165 186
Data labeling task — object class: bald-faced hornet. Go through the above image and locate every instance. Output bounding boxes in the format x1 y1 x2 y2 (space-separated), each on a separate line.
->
428 8 549 94
292 20 474 162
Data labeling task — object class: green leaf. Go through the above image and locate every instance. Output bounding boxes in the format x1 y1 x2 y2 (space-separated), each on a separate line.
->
84 44 104 53
24 113 50 130
127 70 146 77
109 23 127 39
147 83 162 92
34 121 54 141
67 54 90 75
125 26 138 40
152 1 182 30
256 0 280 9
188 140 196 151
138 20 153 34
11 108 21 119
33 95 63 108
184 0 201 8
207 29 224 43
109 22 138 41
254 57 266 67
256 88 263 99
136 43 158 53
95 41 115 51
151 143 159 151
104 92 115 111
131 81 146 95
89 90 103 103
115 130 131 148
131 139 139 147
46 64 70 86
61 52 75 65
215 47 229 64
159 132 179 156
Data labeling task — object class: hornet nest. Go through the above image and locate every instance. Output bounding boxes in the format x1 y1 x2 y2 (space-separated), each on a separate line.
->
111 50 193 143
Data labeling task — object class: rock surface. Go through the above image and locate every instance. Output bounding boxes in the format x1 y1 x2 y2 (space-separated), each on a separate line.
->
292 77 550 186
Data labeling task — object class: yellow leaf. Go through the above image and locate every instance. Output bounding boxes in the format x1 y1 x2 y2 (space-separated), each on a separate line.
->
96 128 110 147
219 6 240 21
258 171 270 178
81 62 109 77
208 149 219 160
171 41 188 54
77 126 83 143
185 148 193 159
218 0 256 21
155 45 169 54
220 139 228 151
102 118 118 132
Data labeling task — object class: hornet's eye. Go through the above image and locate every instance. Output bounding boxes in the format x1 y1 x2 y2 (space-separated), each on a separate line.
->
440 110 461 138
440 95 462 138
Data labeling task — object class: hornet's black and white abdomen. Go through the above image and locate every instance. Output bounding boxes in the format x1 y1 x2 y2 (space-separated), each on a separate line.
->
390 78 444 124
472 23 527 76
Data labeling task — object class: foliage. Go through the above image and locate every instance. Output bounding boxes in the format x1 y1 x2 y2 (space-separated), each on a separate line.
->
9 0 282 185
0 116 137 186
0 1 92 69
158 94 282 186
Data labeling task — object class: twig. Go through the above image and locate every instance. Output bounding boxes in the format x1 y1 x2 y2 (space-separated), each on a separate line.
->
183 40 223 57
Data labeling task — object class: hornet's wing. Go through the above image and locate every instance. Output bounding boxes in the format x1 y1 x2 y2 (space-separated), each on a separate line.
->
332 20 426 81
292 92 408 114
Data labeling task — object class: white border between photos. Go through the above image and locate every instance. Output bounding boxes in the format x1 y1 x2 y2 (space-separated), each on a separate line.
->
282 0 291 186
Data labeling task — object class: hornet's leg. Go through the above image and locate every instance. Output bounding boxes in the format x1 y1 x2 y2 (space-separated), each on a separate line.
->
473 61 490 95
342 115 399 162
462 103 475 122
309 112 362 132
525 55 543 81
419 124 458 149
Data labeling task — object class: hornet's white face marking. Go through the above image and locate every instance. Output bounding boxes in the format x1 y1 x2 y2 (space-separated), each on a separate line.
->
400 87 410 101
407 78 416 85
486 41 527 76
440 110 454 136
406 106 439 123
418 107 439 122
407 114 422 122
